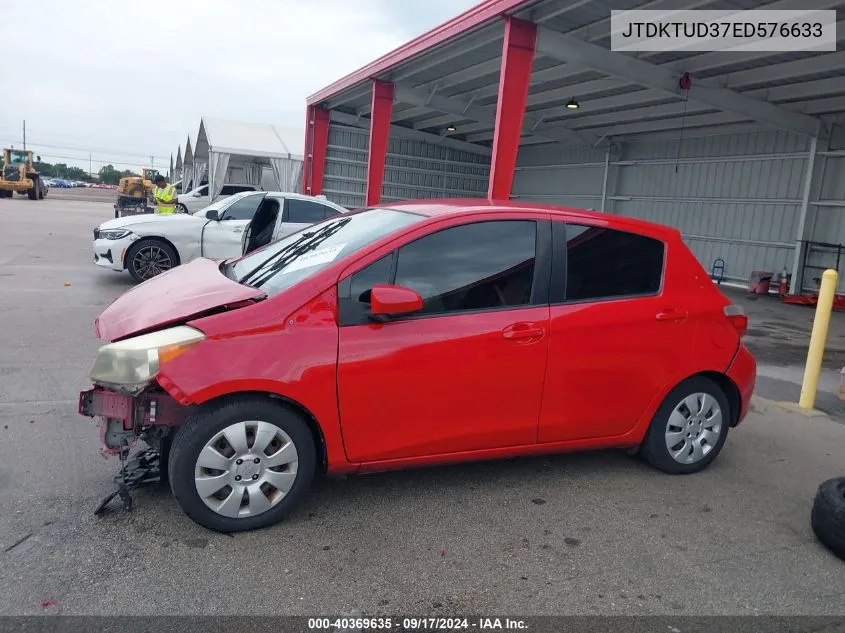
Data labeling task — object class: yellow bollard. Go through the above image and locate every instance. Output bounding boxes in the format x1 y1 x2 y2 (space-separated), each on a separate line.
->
799 268 839 409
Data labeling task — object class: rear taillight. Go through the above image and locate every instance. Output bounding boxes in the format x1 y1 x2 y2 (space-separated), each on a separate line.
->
724 304 748 337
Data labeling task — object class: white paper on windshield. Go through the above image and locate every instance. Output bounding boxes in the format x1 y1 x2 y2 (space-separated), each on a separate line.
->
283 243 346 274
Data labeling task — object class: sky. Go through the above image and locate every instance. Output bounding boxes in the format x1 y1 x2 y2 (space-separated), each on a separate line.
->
0 0 478 174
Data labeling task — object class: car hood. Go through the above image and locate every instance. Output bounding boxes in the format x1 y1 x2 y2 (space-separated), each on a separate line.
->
98 214 206 231
95 258 265 341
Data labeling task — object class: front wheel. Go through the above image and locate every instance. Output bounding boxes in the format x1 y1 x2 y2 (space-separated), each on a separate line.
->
125 238 177 283
175 203 188 214
639 376 731 474
168 398 317 533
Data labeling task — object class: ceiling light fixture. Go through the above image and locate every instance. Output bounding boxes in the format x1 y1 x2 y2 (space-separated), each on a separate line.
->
566 98 580 110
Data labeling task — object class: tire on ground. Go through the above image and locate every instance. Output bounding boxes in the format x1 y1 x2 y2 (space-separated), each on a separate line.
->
639 375 731 475
811 477 845 560
27 176 38 200
167 397 317 533
125 238 178 283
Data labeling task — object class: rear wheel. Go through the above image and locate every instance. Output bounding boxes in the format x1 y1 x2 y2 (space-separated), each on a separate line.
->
176 203 188 214
168 398 317 533
125 238 177 283
639 376 731 474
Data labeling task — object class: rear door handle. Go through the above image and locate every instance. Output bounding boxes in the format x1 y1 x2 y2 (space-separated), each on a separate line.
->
655 308 688 321
502 322 545 341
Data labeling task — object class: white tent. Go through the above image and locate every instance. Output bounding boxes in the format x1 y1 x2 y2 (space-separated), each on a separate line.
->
174 146 182 183
193 117 304 202
182 136 194 192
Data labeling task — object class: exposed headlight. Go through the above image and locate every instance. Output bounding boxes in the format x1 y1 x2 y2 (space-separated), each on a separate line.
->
89 326 205 388
98 229 132 240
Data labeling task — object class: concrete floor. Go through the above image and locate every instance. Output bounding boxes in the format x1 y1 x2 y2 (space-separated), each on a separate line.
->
1 191 844 616
728 286 845 419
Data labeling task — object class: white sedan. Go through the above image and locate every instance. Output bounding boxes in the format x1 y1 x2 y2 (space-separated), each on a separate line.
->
93 191 348 283
175 183 258 214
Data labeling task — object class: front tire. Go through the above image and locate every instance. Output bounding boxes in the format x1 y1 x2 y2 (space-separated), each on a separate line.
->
125 238 177 283
639 376 731 474
168 398 317 533
28 177 38 200
175 203 188 214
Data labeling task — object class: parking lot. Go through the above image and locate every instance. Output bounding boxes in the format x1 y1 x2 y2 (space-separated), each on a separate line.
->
1 191 845 616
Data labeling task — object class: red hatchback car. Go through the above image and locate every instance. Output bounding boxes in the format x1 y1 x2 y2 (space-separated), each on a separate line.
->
80 200 756 532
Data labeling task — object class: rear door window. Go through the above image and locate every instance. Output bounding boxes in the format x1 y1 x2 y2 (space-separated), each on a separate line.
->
285 198 329 224
555 222 664 302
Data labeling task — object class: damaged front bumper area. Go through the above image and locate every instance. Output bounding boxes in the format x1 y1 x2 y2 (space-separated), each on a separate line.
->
80 386 197 514
78 386 193 456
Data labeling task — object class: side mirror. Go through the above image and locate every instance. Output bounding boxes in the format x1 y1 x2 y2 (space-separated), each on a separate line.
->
205 209 220 220
193 192 202 197
369 284 424 321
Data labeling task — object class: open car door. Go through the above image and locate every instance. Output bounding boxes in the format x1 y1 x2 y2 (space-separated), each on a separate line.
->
202 193 266 260
241 195 283 255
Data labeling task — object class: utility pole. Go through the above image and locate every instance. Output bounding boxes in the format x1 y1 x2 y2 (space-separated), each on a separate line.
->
150 155 154 168
89 153 93 179
22 120 26 150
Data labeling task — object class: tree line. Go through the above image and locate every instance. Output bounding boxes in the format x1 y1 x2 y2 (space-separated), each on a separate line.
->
32 161 138 185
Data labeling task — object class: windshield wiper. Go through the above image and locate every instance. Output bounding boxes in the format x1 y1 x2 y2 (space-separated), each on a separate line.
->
239 218 351 288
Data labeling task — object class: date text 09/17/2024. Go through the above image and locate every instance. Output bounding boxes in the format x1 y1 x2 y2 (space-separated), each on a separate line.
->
307 617 528 631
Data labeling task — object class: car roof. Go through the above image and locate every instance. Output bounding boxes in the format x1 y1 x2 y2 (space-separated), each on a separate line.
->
379 199 680 240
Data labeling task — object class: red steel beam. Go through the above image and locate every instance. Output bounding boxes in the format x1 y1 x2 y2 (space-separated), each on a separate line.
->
366 79 395 207
488 16 536 201
304 106 330 196
306 0 533 106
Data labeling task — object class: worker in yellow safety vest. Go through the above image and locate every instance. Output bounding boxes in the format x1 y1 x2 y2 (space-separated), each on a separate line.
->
153 175 177 215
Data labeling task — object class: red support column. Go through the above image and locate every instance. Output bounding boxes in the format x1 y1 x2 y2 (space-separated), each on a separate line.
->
302 106 314 194
366 79 394 206
487 17 537 201
303 105 330 196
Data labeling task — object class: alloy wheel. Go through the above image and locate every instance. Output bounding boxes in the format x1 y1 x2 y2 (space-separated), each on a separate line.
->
131 245 173 280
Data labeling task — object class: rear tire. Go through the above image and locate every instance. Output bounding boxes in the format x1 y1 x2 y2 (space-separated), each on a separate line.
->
811 477 845 560
168 398 317 533
639 376 731 474
125 238 178 283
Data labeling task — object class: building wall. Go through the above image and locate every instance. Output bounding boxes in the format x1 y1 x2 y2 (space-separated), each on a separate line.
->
322 123 490 208
513 128 845 287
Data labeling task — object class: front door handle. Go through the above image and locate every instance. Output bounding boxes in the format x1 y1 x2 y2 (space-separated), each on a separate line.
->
502 322 545 341
655 308 688 321
232 227 244 234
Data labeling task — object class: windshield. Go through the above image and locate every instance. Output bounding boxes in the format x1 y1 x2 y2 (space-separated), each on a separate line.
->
9 151 29 165
229 208 423 297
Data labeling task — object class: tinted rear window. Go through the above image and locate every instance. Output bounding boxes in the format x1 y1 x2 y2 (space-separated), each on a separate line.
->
563 223 664 302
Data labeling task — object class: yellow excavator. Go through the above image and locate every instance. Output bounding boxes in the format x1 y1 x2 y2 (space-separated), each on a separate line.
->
0 149 46 199
117 167 161 202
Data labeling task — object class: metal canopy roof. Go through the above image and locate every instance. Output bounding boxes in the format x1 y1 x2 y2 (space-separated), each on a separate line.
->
308 0 845 148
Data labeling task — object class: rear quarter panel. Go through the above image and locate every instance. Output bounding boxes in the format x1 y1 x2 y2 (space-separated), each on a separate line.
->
627 234 744 438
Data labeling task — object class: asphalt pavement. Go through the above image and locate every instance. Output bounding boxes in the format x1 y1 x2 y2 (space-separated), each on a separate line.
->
1 192 844 616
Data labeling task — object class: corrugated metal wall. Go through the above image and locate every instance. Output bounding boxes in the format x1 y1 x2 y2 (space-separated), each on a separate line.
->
322 123 490 208
513 128 845 286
